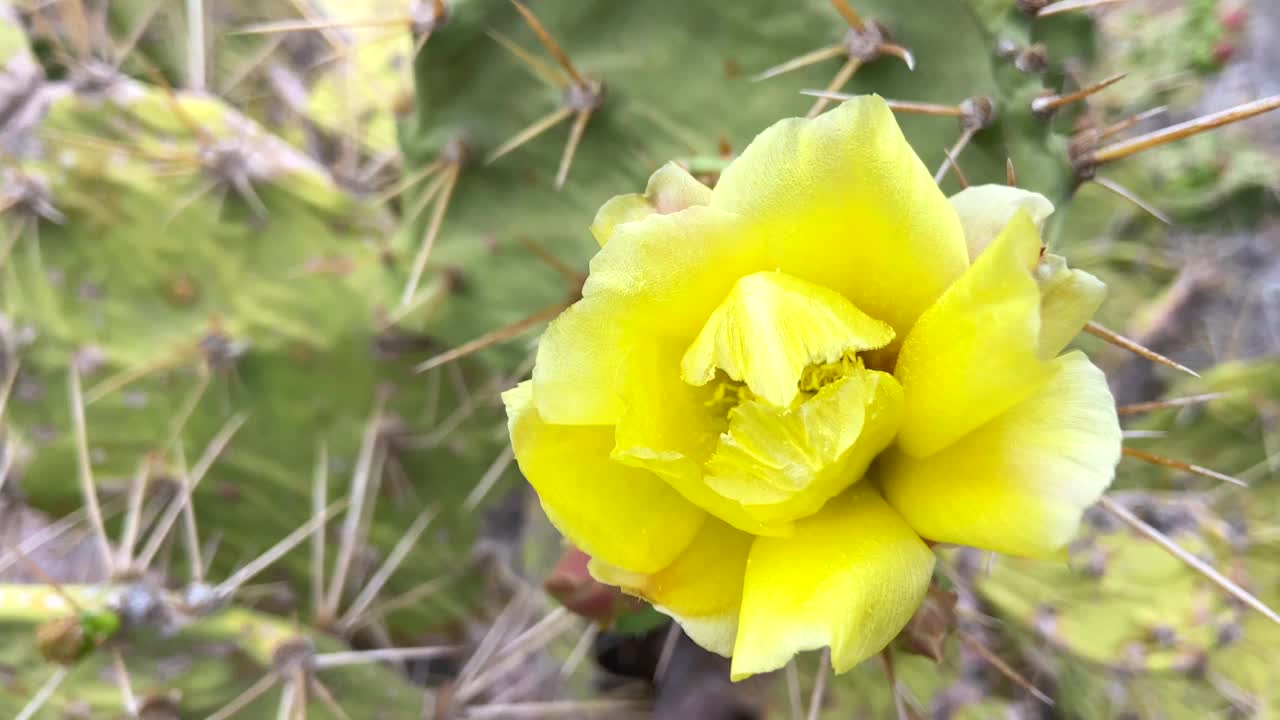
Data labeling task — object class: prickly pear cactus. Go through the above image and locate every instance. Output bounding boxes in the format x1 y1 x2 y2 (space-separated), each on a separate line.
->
4 0 1280 716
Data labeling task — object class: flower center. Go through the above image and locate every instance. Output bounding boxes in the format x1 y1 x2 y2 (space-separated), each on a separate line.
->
680 271 906 526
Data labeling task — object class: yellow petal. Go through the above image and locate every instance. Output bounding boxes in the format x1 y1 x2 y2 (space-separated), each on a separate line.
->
711 96 968 342
949 185 1055 261
731 484 935 679
612 342 793 537
533 205 765 425
586 205 768 341
531 296 628 425
880 351 1121 558
590 162 713 247
894 211 1050 458
504 381 705 573
706 368 903 525
1036 253 1106 357
590 518 752 657
682 271 894 408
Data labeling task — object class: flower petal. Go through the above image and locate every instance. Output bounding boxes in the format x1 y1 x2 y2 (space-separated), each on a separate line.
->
533 205 765 425
894 210 1051 458
590 162 713 248
612 342 793 538
949 185 1055 261
681 270 894 408
731 485 935 680
1036 253 1106 358
711 96 968 341
591 518 752 657
706 368 903 526
504 381 705 573
531 296 628 425
880 351 1121 558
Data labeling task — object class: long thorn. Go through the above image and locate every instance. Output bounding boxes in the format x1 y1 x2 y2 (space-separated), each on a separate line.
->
163 365 211 454
1117 391 1231 416
206 672 279 720
0 350 19 422
111 0 165 68
464 700 648 719
934 126 977 184
275 679 294 720
117 456 151 568
413 300 570 373
311 443 328 616
16 667 70 720
555 109 591 189
69 366 114 574
1092 176 1172 225
1089 95 1280 165
1084 321 1199 376
457 589 538 687
314 645 458 669
1122 446 1247 487
958 630 1055 706
1097 495 1280 624
324 391 388 616
807 57 861 118
516 236 583 285
830 0 866 31
1037 0 1129 16
488 29 568 88
460 608 577 701
177 446 205 583
807 647 831 720
754 44 846 82
486 106 574 164
0 507 94 574
347 572 458 631
463 446 515 513
0 539 83 610
135 413 248 570
509 0 584 86
941 146 969 188
219 34 286 96
185 0 205 90
336 508 439 631
1097 105 1167 140
309 678 352 720
881 650 909 720
1006 158 1017 186
877 43 915 70
1031 73 1126 115
232 17 408 35
111 648 139 717
215 500 348 597
370 160 442 207
401 164 458 305
85 345 192 399
880 99 967 117
785 661 804 720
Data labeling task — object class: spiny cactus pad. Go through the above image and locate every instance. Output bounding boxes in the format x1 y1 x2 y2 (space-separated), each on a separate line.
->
3 66 506 631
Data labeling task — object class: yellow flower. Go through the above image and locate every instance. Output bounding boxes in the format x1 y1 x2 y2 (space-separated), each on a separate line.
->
503 96 1121 680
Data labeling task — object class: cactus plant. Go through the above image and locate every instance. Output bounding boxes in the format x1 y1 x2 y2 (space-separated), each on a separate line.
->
2 0 1279 716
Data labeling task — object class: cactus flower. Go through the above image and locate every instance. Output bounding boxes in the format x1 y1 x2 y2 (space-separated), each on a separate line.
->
503 96 1121 679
